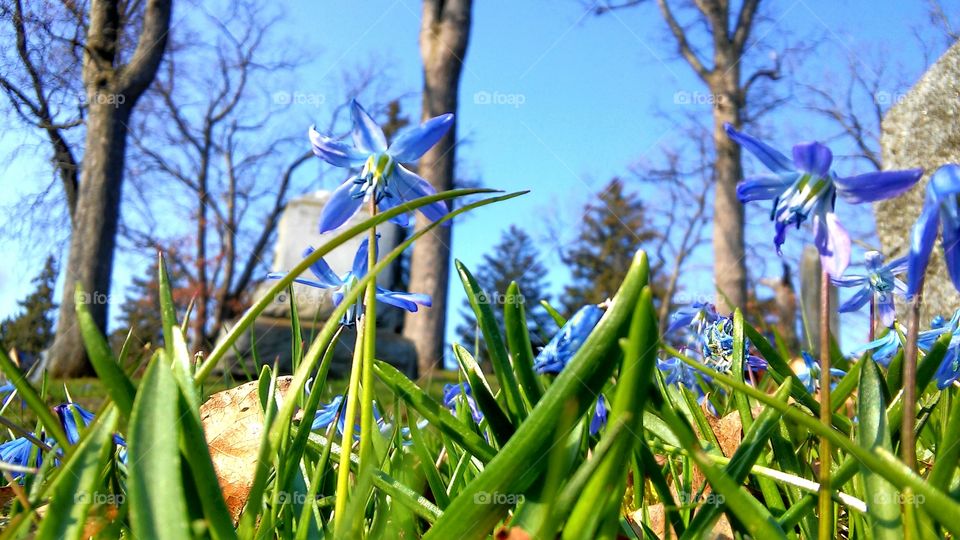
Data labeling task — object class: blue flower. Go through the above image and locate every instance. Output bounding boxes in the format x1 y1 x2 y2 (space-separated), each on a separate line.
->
854 311 958 368
533 305 604 374
831 251 908 327
906 164 960 297
666 302 718 335
311 395 346 432
726 124 922 277
590 395 607 436
0 437 41 479
310 100 453 232
54 402 96 445
796 352 846 393
52 402 126 449
700 316 767 376
658 356 703 391
442 383 483 424
268 236 431 324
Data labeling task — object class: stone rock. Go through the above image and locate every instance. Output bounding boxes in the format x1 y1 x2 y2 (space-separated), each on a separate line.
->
216 317 418 380
256 190 405 330
214 189 420 379
877 40 960 321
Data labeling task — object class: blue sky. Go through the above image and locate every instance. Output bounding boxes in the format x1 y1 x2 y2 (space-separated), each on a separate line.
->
0 1 951 364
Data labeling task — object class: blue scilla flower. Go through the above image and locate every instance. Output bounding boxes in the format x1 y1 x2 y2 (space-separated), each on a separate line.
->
0 437 41 479
442 383 483 424
310 100 453 232
268 236 430 324
700 316 767 376
590 395 607 436
533 305 604 374
855 311 959 368
726 124 922 277
52 402 127 450
311 395 417 444
831 251 908 328
796 352 846 393
666 302 719 335
906 164 960 296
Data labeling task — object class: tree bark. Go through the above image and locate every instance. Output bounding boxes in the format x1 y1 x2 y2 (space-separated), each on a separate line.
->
404 0 472 377
46 0 172 377
710 70 747 312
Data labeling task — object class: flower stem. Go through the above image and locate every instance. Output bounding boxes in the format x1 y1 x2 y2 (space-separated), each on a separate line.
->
333 322 365 529
902 289 922 471
359 198 378 472
818 269 833 538
869 296 876 342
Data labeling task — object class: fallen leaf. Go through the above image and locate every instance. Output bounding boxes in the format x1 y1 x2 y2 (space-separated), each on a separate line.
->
200 376 294 523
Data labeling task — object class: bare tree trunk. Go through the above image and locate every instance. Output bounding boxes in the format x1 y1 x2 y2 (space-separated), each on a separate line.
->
404 0 472 377
711 73 747 312
46 0 171 377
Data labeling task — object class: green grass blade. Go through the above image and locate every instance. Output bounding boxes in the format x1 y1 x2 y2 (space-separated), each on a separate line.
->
422 250 649 540
682 380 792 538
452 343 515 445
658 402 787 540
456 260 527 424
374 360 496 462
75 293 135 417
564 287 658 538
127 356 191 539
504 281 543 405
157 253 179 352
35 407 118 540
857 356 903 538
0 348 68 449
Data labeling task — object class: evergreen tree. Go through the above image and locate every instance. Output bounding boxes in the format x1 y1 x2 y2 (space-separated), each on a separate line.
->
456 225 553 363
111 264 186 356
560 178 664 314
0 256 58 366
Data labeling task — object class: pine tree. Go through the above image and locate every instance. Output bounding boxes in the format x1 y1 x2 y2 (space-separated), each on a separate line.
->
0 256 58 366
560 178 663 314
456 225 553 363
111 264 187 356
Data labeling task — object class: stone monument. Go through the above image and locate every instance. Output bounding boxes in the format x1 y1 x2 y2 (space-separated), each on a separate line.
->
877 39 960 322
215 190 419 379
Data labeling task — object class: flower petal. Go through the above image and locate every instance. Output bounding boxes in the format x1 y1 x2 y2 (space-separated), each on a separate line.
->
724 124 793 174
838 286 872 313
906 203 941 297
928 163 960 201
352 237 377 277
834 168 923 204
813 210 851 277
301 247 343 287
864 250 884 272
376 287 432 311
350 100 387 153
736 174 793 202
830 274 867 288
377 191 411 227
308 126 368 168
792 142 833 177
877 291 897 327
393 166 449 223
388 113 454 162
941 208 960 291
319 177 365 233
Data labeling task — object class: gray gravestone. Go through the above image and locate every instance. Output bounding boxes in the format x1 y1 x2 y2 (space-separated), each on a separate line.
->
876 39 960 322
215 190 419 379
